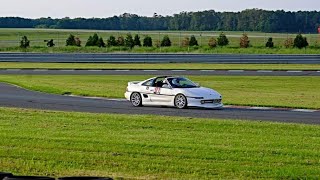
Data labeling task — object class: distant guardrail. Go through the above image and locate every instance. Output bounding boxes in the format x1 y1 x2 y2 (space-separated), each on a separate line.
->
0 53 320 64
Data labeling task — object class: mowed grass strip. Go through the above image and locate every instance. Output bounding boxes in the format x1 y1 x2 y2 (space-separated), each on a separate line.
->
0 107 320 179
1 63 320 70
0 75 319 109
2 46 320 54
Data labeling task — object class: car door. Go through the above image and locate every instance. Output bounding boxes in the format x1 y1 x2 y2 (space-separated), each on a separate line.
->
150 79 174 103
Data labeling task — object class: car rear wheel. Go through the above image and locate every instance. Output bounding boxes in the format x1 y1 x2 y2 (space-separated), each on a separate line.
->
174 94 188 109
130 92 142 107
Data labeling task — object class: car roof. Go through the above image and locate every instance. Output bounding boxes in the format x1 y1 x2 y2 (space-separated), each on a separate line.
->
154 76 182 79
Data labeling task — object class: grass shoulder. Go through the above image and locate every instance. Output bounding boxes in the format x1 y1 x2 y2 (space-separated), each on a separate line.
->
0 107 319 179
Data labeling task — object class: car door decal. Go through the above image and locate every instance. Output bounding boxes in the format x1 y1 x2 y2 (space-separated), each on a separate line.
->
154 87 161 94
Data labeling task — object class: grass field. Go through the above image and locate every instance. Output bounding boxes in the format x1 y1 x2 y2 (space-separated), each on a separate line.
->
1 63 320 70
0 28 319 54
0 75 319 109
1 107 320 179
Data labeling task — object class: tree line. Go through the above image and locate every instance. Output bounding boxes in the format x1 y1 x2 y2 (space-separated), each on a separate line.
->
1 9 320 33
20 33 310 49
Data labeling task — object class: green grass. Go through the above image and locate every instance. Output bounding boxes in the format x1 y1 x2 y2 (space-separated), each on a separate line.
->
0 28 319 54
0 75 319 109
1 62 320 70
1 107 320 179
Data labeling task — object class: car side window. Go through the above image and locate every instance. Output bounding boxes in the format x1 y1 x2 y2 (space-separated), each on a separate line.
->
153 78 165 87
142 79 154 86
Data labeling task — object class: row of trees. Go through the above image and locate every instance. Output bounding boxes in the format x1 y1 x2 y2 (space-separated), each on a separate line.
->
20 33 310 49
2 9 320 33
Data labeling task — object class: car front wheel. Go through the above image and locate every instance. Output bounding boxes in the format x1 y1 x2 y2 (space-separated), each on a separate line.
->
174 94 188 109
130 92 142 107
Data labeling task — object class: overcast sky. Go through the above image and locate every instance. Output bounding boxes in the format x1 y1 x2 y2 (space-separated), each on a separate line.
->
1 0 319 18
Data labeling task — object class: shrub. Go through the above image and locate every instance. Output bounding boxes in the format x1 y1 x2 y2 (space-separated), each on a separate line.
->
44 39 55 47
161 35 171 47
181 37 190 47
284 38 294 48
74 37 81 47
294 34 308 49
155 40 161 48
107 35 117 46
125 34 135 49
97 37 106 47
208 37 217 48
134 34 141 47
66 34 76 46
265 37 274 48
86 33 100 47
240 33 250 48
217 32 229 46
189 35 198 46
85 36 94 46
20 36 30 48
117 36 125 46
143 36 153 47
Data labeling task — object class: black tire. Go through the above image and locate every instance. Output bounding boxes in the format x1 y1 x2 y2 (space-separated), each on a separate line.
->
174 94 188 109
58 177 113 180
3 176 55 180
130 92 142 107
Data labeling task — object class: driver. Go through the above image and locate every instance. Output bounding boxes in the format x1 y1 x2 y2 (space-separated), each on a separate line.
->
172 78 180 86
172 78 181 87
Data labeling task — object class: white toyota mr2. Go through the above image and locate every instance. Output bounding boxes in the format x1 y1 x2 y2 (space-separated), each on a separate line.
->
125 76 223 109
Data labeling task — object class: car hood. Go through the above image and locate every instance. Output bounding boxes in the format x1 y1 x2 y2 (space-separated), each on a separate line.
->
182 87 222 99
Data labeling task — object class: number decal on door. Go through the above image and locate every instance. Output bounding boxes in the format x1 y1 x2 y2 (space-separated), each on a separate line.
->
154 87 161 94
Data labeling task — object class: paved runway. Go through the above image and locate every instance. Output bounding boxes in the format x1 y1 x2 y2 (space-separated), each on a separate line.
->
0 83 319 125
0 69 319 76
0 53 320 64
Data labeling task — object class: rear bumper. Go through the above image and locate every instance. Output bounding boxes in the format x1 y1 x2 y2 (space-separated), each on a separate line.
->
124 91 131 101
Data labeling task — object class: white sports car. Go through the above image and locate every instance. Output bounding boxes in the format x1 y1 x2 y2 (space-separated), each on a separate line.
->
125 76 223 109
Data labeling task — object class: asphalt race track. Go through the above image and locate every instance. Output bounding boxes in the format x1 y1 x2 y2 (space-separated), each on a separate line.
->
0 83 319 125
0 53 320 63
0 69 319 76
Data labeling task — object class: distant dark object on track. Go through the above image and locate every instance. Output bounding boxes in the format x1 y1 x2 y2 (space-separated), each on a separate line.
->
0 53 320 64
0 172 13 180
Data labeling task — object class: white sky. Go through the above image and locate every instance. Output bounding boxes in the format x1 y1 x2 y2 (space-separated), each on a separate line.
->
1 0 319 18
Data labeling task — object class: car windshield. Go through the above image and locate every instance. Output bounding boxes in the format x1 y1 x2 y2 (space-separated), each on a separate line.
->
167 77 198 88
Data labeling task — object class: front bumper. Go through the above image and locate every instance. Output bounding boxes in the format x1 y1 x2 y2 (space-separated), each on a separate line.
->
187 98 223 109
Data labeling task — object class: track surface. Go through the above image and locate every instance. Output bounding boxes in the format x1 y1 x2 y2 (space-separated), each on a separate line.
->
0 69 319 76
0 83 319 125
0 53 320 64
